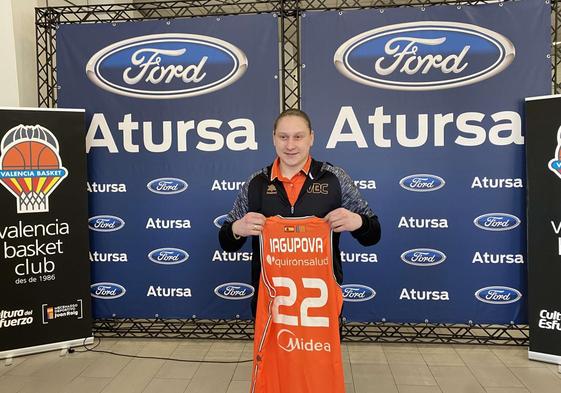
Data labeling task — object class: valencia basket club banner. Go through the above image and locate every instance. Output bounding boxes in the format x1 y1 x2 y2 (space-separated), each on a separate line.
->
0 108 92 358
56 15 279 319
525 95 561 365
301 0 550 323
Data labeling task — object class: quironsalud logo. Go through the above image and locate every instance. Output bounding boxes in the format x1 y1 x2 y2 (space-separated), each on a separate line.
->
0 125 68 214
548 125 561 179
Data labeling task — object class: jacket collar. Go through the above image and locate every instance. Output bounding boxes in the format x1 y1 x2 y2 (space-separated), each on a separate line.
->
266 158 324 182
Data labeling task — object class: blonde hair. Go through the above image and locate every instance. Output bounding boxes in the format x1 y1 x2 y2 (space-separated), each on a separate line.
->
273 109 312 133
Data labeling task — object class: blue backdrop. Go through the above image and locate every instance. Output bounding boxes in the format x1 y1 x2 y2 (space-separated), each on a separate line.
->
302 0 550 323
56 0 550 324
57 14 279 319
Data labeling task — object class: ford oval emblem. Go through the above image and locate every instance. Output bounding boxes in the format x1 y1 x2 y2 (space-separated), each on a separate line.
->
147 178 188 195
341 284 376 302
88 215 125 232
86 33 248 99
91 282 126 299
474 213 521 231
214 214 229 229
400 248 447 266
334 21 515 91
399 174 445 192
214 282 254 300
148 248 189 265
474 286 522 304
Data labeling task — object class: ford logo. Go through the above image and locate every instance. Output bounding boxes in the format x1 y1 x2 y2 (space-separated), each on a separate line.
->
213 214 229 229
88 215 125 232
341 284 376 302
86 33 248 99
214 282 254 300
148 248 189 265
91 282 126 299
147 178 188 195
474 286 522 305
334 21 515 91
474 213 521 231
400 248 446 266
399 174 445 192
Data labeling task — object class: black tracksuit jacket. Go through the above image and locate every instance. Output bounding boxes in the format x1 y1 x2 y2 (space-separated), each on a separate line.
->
218 158 381 316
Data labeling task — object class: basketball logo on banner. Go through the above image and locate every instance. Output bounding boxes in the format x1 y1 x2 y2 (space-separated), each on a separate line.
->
0 124 68 213
548 125 561 179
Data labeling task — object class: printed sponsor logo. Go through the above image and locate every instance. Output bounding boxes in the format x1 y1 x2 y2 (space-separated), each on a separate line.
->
147 285 191 297
148 248 189 265
277 329 331 353
340 251 378 263
548 125 561 179
89 251 128 262
0 124 68 214
214 282 254 300
398 217 448 229
399 174 445 192
341 284 376 302
354 179 377 190
265 254 329 268
212 250 252 262
400 248 446 266
538 309 561 330
211 179 245 191
474 213 520 231
86 33 248 99
41 300 83 324
474 286 522 304
471 177 523 189
399 288 450 301
0 308 33 328
87 181 127 193
88 215 125 232
90 282 126 299
147 178 188 195
472 252 524 264
146 218 191 229
307 183 328 194
334 21 515 91
214 214 228 229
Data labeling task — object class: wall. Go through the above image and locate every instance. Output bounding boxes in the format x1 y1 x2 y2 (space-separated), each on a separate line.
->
2 0 122 108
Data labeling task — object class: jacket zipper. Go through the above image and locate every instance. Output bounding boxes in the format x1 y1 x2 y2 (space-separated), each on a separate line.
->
290 172 315 216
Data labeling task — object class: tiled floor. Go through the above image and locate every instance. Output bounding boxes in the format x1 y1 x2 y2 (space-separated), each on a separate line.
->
0 339 560 393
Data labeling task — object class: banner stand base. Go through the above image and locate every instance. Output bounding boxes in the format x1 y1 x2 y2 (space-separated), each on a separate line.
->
0 337 94 360
528 350 561 366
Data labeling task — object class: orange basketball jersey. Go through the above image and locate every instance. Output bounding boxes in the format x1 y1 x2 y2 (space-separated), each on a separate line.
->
251 216 344 393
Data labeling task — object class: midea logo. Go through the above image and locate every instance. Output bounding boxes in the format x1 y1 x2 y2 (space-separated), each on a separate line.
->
86 34 248 99
334 21 515 91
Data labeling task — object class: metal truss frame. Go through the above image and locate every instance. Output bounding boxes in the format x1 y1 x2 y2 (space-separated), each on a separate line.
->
93 318 529 345
36 0 548 344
